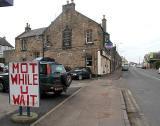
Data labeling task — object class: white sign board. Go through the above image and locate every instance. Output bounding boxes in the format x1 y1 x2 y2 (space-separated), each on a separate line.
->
9 62 39 107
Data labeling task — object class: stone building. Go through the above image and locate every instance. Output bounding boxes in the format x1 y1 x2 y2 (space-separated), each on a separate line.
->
6 1 121 75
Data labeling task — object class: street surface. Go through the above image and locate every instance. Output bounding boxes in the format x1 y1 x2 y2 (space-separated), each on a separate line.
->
2 68 160 126
0 81 82 126
117 67 160 126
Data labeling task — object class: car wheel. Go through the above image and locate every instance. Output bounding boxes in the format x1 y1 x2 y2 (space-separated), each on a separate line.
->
0 82 6 92
62 75 72 87
64 75 72 87
78 75 82 80
66 75 72 86
89 74 92 79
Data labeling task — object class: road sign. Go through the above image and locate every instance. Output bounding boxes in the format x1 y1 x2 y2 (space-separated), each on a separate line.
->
0 0 13 7
9 62 39 107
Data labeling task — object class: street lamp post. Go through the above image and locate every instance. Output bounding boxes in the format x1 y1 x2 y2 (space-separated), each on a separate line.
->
42 42 45 58
42 34 45 58
42 35 50 58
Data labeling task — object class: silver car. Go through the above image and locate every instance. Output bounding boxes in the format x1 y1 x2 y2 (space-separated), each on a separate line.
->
122 64 129 71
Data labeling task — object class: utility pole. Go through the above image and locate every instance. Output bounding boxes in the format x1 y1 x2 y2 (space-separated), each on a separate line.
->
42 34 45 58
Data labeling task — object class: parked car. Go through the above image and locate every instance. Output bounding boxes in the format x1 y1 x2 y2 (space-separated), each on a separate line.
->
69 67 92 80
136 65 142 68
0 57 72 96
122 64 129 71
141 66 146 69
0 63 5 72
158 67 160 74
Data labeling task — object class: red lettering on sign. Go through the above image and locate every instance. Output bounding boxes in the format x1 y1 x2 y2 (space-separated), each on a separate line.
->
19 74 24 85
33 74 38 85
11 74 18 85
13 94 20 105
30 95 37 106
12 63 19 73
20 86 28 94
25 74 27 85
20 95 25 106
29 63 37 73
27 74 32 85
21 63 28 73
27 95 29 106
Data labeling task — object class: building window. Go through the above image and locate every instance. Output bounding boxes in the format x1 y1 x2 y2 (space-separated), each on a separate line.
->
86 55 92 67
34 52 40 58
46 35 51 43
68 53 72 57
62 26 72 49
22 40 27 51
57 53 61 57
22 58 26 61
86 29 92 44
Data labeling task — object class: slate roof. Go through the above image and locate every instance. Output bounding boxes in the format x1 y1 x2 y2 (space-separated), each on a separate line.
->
18 27 46 38
0 37 14 48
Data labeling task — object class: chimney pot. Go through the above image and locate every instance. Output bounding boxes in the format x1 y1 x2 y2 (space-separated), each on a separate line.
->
102 15 107 32
103 15 105 19
25 23 31 32
63 1 75 12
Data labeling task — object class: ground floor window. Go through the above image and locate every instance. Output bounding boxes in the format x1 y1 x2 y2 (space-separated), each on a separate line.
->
86 55 92 66
22 58 26 61
34 52 40 58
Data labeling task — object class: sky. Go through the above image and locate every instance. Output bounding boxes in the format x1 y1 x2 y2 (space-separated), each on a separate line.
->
0 0 160 63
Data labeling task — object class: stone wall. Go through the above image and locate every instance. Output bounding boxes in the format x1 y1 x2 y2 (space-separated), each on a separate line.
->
14 35 43 61
42 3 104 74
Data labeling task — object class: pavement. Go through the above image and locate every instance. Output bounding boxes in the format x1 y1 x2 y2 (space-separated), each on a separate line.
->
32 69 129 126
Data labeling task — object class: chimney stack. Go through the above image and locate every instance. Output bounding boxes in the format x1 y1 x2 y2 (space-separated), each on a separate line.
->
102 15 106 32
25 23 31 32
63 0 75 12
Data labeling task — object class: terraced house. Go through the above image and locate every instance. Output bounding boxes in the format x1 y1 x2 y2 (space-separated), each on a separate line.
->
5 1 121 75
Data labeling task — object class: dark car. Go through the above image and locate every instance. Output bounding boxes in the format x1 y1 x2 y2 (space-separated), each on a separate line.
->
0 58 72 96
141 66 146 69
69 67 92 80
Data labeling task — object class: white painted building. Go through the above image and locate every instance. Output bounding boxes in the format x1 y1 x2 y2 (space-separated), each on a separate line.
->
0 37 14 58
98 50 111 75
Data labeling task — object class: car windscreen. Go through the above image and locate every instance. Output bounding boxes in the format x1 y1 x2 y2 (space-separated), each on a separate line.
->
51 64 66 73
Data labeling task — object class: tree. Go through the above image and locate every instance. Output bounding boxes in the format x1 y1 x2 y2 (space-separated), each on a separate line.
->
153 61 160 69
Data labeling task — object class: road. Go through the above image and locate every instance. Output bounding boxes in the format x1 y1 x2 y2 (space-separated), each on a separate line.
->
0 79 91 126
118 67 160 126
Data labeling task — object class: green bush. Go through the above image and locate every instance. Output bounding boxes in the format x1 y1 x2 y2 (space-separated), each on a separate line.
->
153 61 160 69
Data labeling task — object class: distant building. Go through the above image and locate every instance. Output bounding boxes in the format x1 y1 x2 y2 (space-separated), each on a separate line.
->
0 37 14 58
121 56 128 65
144 52 160 68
